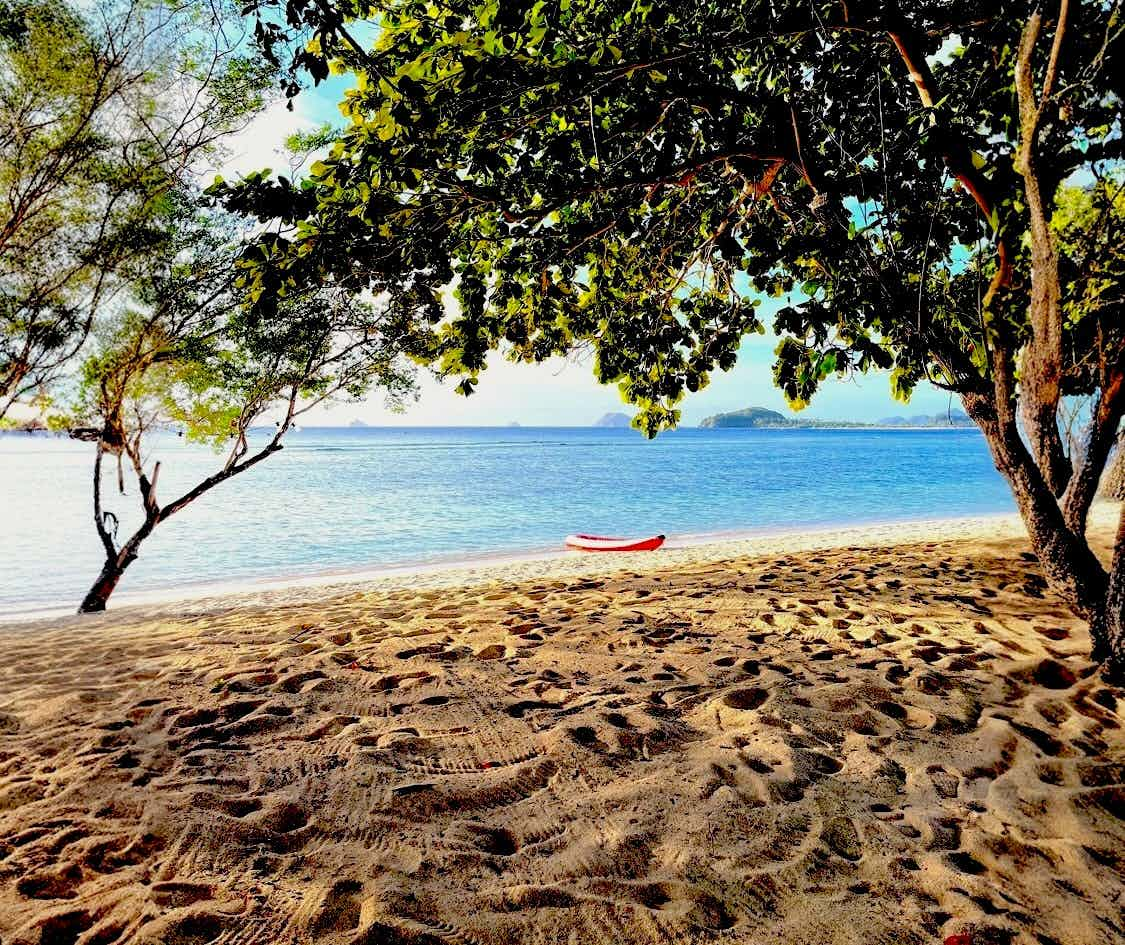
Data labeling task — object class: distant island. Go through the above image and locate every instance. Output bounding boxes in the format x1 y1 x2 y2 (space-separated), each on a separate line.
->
348 419 370 428
699 406 975 429
699 407 789 428
593 412 633 428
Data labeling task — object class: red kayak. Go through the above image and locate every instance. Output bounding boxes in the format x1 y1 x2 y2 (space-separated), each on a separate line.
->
565 533 666 552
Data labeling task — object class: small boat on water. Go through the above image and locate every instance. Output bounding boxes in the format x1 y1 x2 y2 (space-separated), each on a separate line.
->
565 533 666 552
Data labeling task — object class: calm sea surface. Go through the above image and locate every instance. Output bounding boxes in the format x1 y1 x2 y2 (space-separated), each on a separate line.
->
0 426 1014 615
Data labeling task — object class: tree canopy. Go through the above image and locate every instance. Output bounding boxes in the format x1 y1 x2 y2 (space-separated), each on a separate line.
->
212 0 1125 671
0 0 273 418
221 1 1117 414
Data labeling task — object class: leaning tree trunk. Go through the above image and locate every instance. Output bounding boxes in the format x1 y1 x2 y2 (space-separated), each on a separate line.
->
82 444 161 614
79 417 289 613
78 528 152 613
79 558 131 613
963 392 1118 672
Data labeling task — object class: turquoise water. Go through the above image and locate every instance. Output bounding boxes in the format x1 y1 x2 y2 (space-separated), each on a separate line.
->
0 426 1014 614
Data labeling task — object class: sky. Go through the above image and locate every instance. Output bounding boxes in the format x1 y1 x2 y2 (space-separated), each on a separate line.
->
215 76 963 429
311 344 964 428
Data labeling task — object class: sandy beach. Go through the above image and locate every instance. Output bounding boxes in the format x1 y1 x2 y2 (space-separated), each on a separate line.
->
1 507 1122 944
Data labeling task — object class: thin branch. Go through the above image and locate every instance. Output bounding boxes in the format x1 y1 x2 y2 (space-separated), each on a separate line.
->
92 445 117 558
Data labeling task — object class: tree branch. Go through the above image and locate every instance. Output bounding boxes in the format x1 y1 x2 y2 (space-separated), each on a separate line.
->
1062 364 1125 533
92 445 117 558
884 17 1013 312
1015 4 1072 496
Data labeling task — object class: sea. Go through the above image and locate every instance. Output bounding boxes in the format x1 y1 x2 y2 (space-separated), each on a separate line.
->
0 426 1015 616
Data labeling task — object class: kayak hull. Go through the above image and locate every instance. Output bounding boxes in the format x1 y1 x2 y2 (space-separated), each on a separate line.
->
565 533 666 552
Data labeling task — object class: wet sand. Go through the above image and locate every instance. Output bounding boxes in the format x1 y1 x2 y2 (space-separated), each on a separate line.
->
1 507 1122 944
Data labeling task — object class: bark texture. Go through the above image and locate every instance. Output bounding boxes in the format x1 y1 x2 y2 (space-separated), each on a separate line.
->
1103 505 1125 678
1099 436 1125 501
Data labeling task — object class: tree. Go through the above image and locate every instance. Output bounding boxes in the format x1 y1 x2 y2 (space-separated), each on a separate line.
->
61 194 415 612
0 0 273 420
216 0 1125 673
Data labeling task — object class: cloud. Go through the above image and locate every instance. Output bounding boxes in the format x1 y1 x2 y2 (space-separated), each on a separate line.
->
212 95 321 181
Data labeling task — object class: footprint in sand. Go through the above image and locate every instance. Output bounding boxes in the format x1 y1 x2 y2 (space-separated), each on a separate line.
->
820 816 863 861
944 850 988 875
137 909 229 945
926 765 961 799
21 910 96 945
275 669 328 693
301 879 364 935
448 822 519 856
151 881 215 908
16 863 83 900
926 816 962 851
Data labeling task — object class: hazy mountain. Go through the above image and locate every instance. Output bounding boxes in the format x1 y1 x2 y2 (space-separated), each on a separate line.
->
594 412 632 428
875 410 973 427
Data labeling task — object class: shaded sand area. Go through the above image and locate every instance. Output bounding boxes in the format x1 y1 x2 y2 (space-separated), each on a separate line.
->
1 511 1123 944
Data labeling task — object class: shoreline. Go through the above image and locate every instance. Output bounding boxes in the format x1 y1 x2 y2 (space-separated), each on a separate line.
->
4 503 1097 629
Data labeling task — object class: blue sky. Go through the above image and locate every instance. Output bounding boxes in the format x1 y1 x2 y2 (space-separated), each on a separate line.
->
220 77 962 428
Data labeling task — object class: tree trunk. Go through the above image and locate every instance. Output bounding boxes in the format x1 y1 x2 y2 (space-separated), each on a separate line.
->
963 392 1113 663
1092 504 1125 681
78 527 151 613
77 417 290 614
79 556 131 613
1099 435 1125 500
1014 5 1072 499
